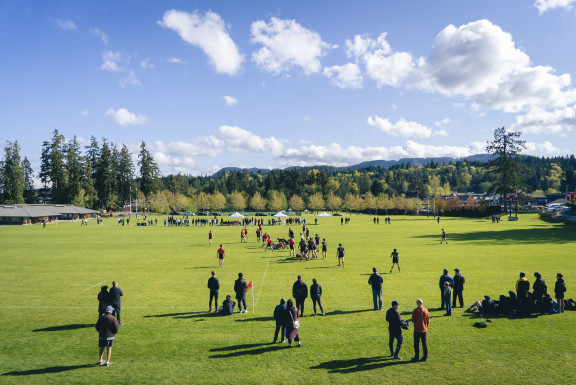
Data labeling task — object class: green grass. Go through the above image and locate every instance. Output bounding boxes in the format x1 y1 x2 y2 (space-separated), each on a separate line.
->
0 214 575 384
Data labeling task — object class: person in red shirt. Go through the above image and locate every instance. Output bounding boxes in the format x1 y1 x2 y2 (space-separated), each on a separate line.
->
262 233 268 248
256 228 261 242
411 299 430 362
208 231 213 245
265 236 273 251
217 245 225 267
289 238 295 257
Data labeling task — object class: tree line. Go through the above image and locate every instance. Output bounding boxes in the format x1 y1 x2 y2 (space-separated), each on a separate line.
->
1 129 575 213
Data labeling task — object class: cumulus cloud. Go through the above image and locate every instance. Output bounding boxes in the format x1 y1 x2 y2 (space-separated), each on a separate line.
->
434 118 451 126
167 57 183 63
251 17 334 75
217 125 284 153
159 10 243 75
223 95 238 106
105 108 149 126
524 140 563 154
323 63 363 89
279 141 485 167
512 106 576 134
100 51 124 72
90 28 108 44
55 19 76 30
367 116 433 138
534 0 576 13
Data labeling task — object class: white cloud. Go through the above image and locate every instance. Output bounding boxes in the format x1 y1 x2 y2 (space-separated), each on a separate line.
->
81 110 90 117
140 58 154 69
100 51 123 72
323 63 363 89
512 106 576 134
105 108 149 126
90 28 108 44
367 116 433 138
251 17 334 75
434 118 451 126
55 19 76 31
525 140 563 154
345 33 391 59
223 95 238 106
120 69 142 87
217 125 284 153
167 57 183 63
279 141 485 167
159 10 244 75
534 0 576 13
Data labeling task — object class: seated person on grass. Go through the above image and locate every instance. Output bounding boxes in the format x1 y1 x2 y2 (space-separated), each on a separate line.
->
220 295 236 316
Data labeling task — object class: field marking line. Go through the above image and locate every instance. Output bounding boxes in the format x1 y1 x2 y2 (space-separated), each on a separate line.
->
82 281 105 292
146 259 159 264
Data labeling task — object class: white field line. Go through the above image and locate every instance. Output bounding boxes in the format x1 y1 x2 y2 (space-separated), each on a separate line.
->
145 259 159 264
82 281 105 292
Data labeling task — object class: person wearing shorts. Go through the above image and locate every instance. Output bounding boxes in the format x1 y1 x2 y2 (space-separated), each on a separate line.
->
289 238 295 257
96 305 119 366
337 243 345 267
208 231 213 245
322 239 327 259
390 248 400 273
217 245 225 267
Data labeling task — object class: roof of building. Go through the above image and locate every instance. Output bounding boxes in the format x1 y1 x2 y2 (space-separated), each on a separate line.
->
0 204 97 218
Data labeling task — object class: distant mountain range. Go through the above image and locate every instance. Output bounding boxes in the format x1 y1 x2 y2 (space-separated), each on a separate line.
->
213 154 496 175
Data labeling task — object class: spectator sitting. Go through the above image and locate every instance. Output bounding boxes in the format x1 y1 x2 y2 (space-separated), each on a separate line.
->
219 295 236 316
508 291 518 314
497 295 510 315
541 293 556 313
480 295 496 316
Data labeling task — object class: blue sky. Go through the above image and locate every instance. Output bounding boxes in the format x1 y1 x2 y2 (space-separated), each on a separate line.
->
1 0 576 176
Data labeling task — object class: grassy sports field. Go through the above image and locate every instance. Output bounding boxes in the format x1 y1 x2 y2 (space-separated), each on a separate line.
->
0 214 574 384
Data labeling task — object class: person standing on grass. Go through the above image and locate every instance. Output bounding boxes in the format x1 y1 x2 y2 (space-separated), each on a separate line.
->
336 243 345 267
217 245 225 267
284 299 301 348
439 269 453 310
411 299 429 362
452 268 465 308
109 281 124 325
96 305 119 366
208 230 213 245
533 272 547 309
234 273 248 313
321 238 327 260
98 285 110 316
310 278 325 316
368 267 384 310
386 300 406 359
389 248 400 273
292 275 308 317
208 271 220 312
440 229 448 244
273 298 287 343
442 281 452 316
555 273 567 313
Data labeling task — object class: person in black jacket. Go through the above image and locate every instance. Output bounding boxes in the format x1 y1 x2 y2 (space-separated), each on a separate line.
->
273 298 287 343
368 267 383 310
109 281 124 324
220 295 235 316
234 273 248 313
439 269 454 310
310 278 325 316
385 300 406 359
97 285 110 316
452 269 465 308
208 271 220 312
533 272 547 309
292 275 308 316
554 273 567 313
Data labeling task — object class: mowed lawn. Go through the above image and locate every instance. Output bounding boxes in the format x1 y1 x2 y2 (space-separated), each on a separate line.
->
0 214 575 384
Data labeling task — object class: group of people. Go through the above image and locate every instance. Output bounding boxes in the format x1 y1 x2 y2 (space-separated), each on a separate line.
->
467 272 568 316
385 299 430 362
374 217 392 224
208 272 252 314
95 281 124 366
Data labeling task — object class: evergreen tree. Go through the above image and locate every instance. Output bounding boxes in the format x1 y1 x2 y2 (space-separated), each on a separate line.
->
117 144 135 207
38 140 51 201
49 130 67 203
486 127 527 215
64 136 84 204
1 141 25 204
137 141 160 198
94 139 118 209
21 156 35 203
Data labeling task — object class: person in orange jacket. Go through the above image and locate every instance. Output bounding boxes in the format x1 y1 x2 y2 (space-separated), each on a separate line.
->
411 299 430 362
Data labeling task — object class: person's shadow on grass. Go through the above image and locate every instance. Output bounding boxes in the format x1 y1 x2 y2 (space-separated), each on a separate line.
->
310 356 413 373
209 343 284 358
3 364 96 376
32 324 94 332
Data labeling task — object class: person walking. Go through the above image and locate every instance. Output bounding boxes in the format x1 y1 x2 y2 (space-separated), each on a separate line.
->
310 278 325 316
217 244 225 267
284 299 301 347
321 238 327 260
234 273 248 313
385 300 406 359
97 285 110 316
439 269 453 310
554 273 567 313
368 267 384 310
96 305 120 366
207 271 220 312
208 230 213 245
292 275 308 317
336 243 345 267
452 268 465 308
273 298 287 343
389 248 400 273
109 281 124 325
440 229 448 244
411 299 429 362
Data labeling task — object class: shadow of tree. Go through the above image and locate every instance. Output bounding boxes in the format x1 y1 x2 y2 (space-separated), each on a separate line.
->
235 316 274 322
32 324 94 332
310 356 414 373
209 344 285 358
3 364 96 376
143 312 201 318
